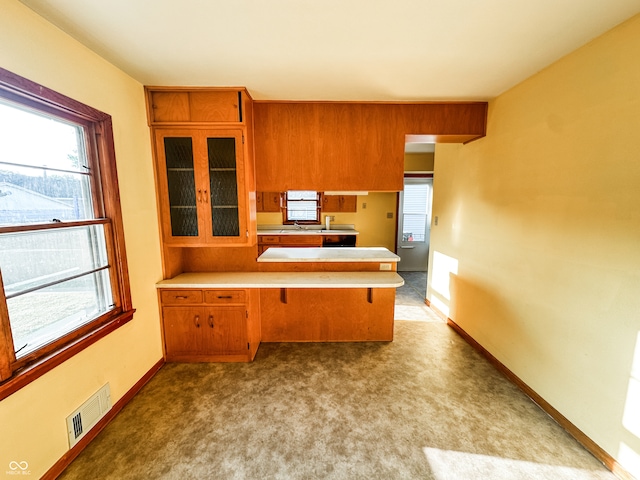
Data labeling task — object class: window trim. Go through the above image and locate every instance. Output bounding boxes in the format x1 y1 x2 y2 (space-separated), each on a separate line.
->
0 67 135 401
282 190 322 225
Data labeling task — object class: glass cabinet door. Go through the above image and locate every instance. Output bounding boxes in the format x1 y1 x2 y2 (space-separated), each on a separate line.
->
163 137 198 237
207 136 240 237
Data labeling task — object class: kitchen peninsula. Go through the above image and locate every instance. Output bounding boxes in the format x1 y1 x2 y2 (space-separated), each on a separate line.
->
156 247 403 361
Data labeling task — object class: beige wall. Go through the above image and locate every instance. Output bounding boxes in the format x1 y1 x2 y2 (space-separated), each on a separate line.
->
428 14 640 477
404 152 434 172
0 0 163 477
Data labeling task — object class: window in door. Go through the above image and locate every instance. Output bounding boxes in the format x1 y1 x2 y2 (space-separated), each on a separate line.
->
401 182 430 242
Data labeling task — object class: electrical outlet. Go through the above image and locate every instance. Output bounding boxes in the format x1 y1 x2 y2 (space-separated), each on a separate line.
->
386 212 393 219
362 202 367 209
380 263 392 271
434 216 438 226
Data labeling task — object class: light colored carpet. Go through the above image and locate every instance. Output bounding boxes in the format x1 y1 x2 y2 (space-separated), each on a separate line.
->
59 321 615 479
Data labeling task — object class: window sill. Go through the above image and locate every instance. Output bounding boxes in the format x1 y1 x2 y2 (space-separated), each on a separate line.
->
0 309 135 401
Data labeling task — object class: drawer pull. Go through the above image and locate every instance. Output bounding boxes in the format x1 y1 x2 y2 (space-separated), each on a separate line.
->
203 189 208 203
208 315 214 328
175 295 188 299
194 315 201 328
217 295 233 299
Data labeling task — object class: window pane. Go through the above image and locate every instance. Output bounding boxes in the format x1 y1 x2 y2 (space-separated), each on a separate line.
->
0 225 108 298
0 164 93 225
0 224 113 357
402 183 429 242
7 270 113 358
0 101 94 226
0 101 87 173
287 190 316 201
402 214 427 242
287 201 318 221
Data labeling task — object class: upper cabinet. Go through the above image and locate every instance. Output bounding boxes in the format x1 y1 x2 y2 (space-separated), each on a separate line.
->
155 128 253 246
148 89 244 124
146 87 257 247
253 102 487 192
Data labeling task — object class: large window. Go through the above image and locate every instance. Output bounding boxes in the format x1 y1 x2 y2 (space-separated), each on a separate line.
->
0 68 134 399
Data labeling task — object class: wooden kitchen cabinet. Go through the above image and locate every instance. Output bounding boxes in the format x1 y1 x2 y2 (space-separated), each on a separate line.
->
260 287 395 342
322 195 357 212
253 102 488 192
146 87 257 249
147 88 243 124
257 234 322 255
154 128 253 246
160 288 260 362
256 191 281 212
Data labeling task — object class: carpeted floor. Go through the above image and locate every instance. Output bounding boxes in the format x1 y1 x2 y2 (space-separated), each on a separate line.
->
58 320 614 479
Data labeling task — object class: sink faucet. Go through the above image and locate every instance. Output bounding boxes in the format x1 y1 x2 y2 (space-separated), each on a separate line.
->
293 221 303 230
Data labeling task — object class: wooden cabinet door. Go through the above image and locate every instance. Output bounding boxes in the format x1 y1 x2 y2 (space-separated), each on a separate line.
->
162 306 205 356
260 288 395 342
201 129 249 245
256 191 281 212
155 130 199 244
155 128 251 246
203 307 247 355
322 195 357 212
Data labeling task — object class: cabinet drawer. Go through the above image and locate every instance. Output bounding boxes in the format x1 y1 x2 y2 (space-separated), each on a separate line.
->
204 290 246 304
283 235 322 245
161 289 203 305
259 236 281 244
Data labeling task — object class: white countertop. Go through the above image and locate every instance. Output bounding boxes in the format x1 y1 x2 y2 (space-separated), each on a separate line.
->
257 224 358 236
258 229 359 236
156 271 404 289
257 247 400 263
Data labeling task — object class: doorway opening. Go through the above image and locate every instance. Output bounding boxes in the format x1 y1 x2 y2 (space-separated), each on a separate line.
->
396 175 433 273
394 175 438 322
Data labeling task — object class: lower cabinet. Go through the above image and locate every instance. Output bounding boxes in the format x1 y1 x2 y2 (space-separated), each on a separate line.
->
257 234 322 255
159 288 260 362
260 287 395 342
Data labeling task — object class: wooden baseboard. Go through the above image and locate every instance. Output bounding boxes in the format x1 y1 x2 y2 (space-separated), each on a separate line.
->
445 317 635 480
42 358 165 480
424 298 448 322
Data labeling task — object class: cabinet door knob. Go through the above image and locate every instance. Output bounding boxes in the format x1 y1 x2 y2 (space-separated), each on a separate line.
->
195 315 201 328
208 315 214 328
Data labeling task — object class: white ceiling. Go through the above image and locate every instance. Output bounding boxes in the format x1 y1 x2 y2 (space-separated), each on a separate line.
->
19 0 640 101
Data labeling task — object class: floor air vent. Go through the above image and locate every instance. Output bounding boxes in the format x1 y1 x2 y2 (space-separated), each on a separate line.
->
66 383 112 448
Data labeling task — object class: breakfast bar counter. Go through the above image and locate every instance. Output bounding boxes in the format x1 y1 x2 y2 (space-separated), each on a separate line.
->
156 247 403 353
256 246 400 263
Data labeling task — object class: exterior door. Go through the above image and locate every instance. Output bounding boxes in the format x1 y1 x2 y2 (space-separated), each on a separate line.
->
396 176 432 272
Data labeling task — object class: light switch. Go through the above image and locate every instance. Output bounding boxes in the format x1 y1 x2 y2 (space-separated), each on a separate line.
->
386 212 393 219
